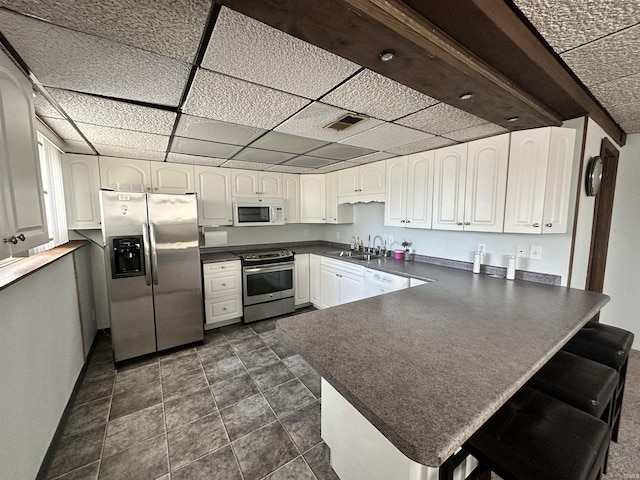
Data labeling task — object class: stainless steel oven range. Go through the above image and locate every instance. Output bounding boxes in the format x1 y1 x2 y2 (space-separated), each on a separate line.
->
240 250 295 323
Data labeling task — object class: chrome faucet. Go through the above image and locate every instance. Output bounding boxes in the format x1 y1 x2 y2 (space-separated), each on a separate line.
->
372 235 384 256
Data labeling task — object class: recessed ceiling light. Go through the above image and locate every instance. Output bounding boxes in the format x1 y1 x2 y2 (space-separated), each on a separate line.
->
459 93 473 100
379 50 395 62
507 116 519 122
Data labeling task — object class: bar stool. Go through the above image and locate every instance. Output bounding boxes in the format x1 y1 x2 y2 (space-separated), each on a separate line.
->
562 320 634 441
465 386 610 480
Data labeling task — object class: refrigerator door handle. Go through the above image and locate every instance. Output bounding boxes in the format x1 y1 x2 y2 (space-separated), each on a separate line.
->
149 222 159 286
141 223 152 286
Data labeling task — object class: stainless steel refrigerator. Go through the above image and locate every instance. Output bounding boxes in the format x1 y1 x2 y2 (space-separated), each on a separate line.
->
100 191 204 363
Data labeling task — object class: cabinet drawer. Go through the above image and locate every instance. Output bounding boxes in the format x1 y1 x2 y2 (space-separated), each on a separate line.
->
203 271 242 298
204 295 243 324
203 260 240 273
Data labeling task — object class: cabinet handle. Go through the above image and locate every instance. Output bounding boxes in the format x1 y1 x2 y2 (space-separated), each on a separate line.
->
322 218 325 220
401 220 405 223
464 222 470 226
221 266 225 269
221 283 226 286
17 234 26 241
406 220 410 224
456 222 463 226
533 223 540 228
3 236 18 244
222 307 227 311
545 223 553 227
146 187 151 191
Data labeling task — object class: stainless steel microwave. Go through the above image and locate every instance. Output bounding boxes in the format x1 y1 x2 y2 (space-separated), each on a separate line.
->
232 197 285 226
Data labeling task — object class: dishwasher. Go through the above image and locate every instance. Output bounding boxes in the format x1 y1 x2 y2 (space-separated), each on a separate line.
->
362 268 410 298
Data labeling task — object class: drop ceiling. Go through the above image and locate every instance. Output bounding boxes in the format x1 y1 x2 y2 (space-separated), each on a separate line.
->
0 0 635 173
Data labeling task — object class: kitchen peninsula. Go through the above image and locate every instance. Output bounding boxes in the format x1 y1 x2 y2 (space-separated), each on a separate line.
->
276 265 610 480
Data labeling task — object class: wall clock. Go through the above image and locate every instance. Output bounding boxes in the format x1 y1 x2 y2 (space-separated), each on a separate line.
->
585 155 603 197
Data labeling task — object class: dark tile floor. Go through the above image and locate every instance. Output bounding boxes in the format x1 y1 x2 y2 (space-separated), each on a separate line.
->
45 309 339 480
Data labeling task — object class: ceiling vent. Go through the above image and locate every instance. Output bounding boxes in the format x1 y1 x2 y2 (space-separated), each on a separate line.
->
324 114 366 131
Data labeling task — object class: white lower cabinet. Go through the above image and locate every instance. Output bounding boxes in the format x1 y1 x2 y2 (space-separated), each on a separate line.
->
294 253 310 306
310 254 321 307
319 257 364 308
202 260 243 328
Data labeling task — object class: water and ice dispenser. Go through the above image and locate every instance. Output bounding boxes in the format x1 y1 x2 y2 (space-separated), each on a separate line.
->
109 236 145 278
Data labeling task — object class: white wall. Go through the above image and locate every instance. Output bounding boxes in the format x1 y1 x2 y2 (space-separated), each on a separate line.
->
201 223 324 247
0 256 85 480
599 133 640 348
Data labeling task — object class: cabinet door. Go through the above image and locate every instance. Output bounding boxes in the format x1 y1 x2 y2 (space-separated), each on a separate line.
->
339 271 364 305
294 253 310 306
320 265 341 308
99 156 152 192
337 166 359 197
384 156 407 227
504 128 550 234
406 151 434 229
542 128 575 234
310 254 321 306
432 144 467 230
258 172 282 198
203 270 242 299
359 161 385 195
150 162 194 194
325 172 338 224
62 154 101 229
231 169 259 197
194 166 233 226
463 134 509 232
282 174 300 223
300 174 326 223
0 65 49 252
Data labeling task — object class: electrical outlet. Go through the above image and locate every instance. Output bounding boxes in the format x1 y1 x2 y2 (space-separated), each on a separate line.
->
530 245 543 260
304 229 309 237
477 244 486 254
516 244 529 258
335 232 340 239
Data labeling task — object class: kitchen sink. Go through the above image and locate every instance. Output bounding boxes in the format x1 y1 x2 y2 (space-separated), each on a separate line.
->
325 251 383 262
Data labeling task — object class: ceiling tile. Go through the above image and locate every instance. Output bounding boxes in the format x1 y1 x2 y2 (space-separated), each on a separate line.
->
76 122 169 151
49 88 176 135
620 119 640 134
33 92 63 119
348 151 395 164
183 69 309 129
275 102 383 142
167 152 226 167
396 102 488 135
41 117 85 142
221 160 275 171
249 131 328 154
0 9 190 105
176 115 267 145
0 0 210 62
282 156 337 168
232 148 297 164
306 143 375 161
202 7 359 99
444 124 508 142
513 0 640 53
339 123 433 150
318 161 358 172
561 25 640 87
64 140 94 155
95 147 165 162
266 165 318 174
321 69 439 121
589 72 640 107
608 102 640 123
171 137 243 159
386 136 458 155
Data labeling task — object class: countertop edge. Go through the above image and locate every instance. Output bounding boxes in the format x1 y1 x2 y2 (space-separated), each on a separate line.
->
0 240 90 291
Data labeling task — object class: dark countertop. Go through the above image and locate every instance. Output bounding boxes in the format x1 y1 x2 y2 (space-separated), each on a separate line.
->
200 251 240 263
276 264 610 467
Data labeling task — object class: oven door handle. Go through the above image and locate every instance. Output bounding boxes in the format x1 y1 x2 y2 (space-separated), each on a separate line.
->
243 262 294 273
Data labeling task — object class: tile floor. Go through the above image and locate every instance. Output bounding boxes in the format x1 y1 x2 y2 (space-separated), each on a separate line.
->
44 311 338 480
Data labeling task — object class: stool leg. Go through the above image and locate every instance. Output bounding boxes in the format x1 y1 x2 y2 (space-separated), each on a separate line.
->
613 356 629 443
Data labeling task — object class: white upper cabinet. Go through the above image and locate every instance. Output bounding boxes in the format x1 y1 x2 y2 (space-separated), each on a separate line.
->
62 154 101 229
99 156 152 192
150 162 195 194
0 53 48 255
300 174 326 223
282 173 300 223
337 161 386 202
463 134 509 232
385 152 434 229
504 127 575 234
432 143 468 231
325 171 353 224
231 169 283 198
194 166 233 226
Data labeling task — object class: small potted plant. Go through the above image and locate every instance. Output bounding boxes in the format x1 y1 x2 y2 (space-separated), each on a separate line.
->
401 240 412 261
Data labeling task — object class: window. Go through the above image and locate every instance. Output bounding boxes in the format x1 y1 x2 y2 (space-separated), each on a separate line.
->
30 133 68 254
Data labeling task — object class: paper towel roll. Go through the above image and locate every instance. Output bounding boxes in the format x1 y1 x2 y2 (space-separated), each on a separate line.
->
204 230 228 246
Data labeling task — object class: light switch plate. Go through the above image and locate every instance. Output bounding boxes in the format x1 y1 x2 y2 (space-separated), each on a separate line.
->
530 245 543 260
516 245 529 258
477 244 486 254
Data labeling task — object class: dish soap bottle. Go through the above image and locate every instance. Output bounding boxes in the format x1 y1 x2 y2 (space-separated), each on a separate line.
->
350 237 355 251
